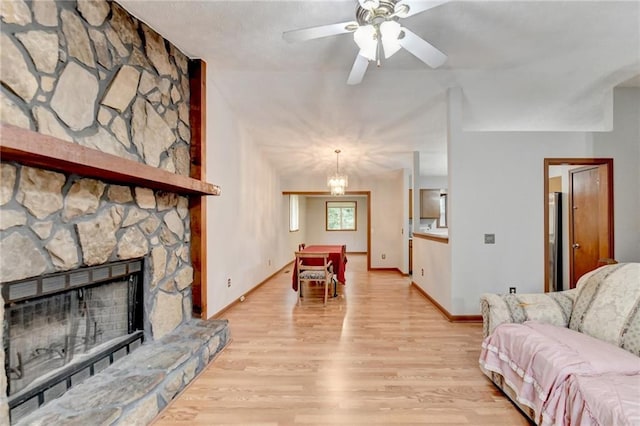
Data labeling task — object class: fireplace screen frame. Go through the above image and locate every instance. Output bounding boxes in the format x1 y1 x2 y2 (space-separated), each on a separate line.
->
2 258 145 421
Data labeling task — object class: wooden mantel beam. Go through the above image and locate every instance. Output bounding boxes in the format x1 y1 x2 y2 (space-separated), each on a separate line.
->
0 123 220 197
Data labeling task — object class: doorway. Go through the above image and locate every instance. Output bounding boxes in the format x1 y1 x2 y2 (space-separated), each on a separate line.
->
544 158 614 292
283 191 372 270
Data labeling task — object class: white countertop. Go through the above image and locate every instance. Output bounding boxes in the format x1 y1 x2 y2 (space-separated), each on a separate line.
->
418 228 448 237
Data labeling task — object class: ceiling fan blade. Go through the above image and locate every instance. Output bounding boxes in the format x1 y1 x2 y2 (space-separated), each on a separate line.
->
394 0 449 18
283 21 358 43
398 28 447 68
347 53 369 85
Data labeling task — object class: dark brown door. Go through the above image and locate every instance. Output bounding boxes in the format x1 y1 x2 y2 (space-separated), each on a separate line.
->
569 165 613 287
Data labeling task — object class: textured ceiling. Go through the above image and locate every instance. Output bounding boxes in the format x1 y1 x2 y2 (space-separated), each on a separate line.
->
118 0 640 179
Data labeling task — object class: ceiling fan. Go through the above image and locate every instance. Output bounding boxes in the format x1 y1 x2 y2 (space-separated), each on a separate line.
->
283 0 449 85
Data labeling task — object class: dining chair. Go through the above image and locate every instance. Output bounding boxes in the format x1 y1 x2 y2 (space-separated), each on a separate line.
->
295 251 333 305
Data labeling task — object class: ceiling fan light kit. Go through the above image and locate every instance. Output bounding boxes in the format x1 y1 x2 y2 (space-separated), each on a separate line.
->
380 21 402 59
283 0 449 84
358 0 380 11
353 25 378 60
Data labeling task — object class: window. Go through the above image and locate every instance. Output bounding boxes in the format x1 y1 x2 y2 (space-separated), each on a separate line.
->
289 195 299 232
439 193 447 228
326 201 356 231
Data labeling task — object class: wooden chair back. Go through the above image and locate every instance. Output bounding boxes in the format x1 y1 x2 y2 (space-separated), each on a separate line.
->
295 251 333 305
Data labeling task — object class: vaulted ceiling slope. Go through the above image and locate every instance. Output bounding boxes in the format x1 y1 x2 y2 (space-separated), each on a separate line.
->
118 0 640 179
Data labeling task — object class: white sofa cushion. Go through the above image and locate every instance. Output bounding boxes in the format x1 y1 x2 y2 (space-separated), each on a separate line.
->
480 291 576 337
569 263 640 356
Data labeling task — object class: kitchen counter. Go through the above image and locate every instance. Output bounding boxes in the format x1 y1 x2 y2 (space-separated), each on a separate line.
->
413 229 448 243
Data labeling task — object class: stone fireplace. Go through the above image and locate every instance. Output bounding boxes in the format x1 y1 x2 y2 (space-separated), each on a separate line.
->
4 259 145 422
1 1 226 424
0 162 201 423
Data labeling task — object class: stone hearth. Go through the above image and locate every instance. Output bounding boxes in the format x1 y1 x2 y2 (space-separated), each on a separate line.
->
14 319 230 426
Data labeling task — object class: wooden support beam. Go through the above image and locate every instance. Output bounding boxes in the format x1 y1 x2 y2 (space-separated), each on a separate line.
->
188 59 208 318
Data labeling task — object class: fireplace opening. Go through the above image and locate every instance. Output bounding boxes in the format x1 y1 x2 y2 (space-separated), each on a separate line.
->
2 259 145 423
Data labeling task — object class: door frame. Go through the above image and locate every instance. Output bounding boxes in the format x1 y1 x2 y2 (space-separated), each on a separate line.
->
282 191 372 270
543 158 614 292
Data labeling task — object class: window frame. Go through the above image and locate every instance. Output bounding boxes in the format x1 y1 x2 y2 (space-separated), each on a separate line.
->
325 201 357 231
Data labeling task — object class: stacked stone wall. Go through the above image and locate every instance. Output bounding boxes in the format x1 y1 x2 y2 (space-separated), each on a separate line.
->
0 1 201 422
1 0 194 348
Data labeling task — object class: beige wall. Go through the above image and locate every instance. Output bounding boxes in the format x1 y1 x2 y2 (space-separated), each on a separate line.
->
305 196 368 252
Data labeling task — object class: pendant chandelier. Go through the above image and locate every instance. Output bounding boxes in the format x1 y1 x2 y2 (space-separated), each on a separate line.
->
327 149 348 196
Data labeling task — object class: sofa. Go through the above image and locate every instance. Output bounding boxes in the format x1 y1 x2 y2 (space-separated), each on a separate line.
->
479 262 640 425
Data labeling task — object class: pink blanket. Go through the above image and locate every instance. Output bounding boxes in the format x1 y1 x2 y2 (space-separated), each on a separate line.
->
565 373 640 426
479 321 640 425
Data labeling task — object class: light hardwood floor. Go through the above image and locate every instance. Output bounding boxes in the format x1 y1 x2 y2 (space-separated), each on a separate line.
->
153 254 529 425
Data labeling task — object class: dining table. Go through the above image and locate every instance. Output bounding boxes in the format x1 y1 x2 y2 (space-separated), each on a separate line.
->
292 245 347 295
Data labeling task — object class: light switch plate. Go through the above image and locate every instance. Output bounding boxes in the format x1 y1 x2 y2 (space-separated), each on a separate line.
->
484 234 495 244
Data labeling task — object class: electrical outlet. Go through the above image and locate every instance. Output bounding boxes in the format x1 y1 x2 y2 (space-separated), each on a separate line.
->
268 259 271 266
227 278 231 288
421 268 424 276
484 234 495 244
381 253 386 259
509 287 516 294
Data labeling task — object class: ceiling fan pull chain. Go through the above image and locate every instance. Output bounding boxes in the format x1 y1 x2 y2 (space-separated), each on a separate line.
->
376 31 382 67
